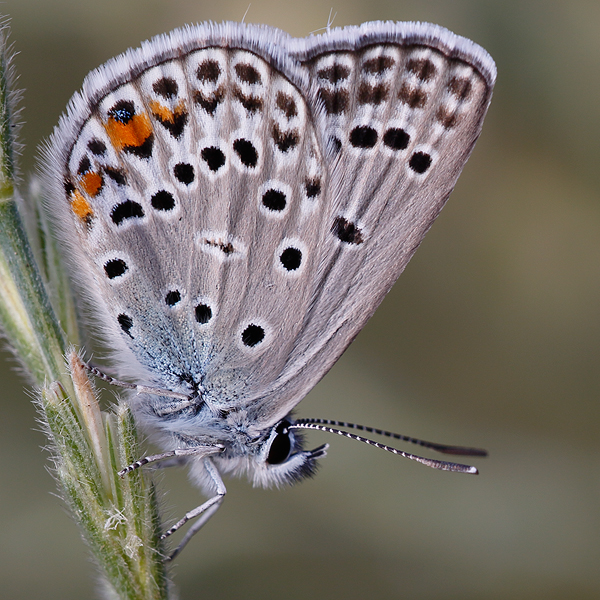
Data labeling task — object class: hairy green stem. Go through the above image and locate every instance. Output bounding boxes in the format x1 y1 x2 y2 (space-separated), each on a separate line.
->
0 20 171 600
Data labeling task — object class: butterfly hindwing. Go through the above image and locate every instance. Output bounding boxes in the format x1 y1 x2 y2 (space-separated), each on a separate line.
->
249 23 496 425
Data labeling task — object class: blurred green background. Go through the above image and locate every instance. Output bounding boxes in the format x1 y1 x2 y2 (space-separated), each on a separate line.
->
1 1 599 598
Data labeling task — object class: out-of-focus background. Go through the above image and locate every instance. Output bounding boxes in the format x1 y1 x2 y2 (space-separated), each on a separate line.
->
2 1 599 598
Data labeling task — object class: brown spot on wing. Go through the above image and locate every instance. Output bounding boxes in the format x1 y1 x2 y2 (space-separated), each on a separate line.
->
362 56 395 74
317 64 351 83
398 83 427 108
276 92 298 118
358 82 389 105
448 76 472 100
193 88 225 115
319 89 349 114
407 58 436 81
233 87 263 113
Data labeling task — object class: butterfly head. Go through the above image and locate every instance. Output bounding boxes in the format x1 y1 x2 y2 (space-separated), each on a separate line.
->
212 418 329 490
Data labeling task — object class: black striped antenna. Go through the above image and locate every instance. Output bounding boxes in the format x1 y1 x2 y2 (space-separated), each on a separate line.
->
290 418 487 475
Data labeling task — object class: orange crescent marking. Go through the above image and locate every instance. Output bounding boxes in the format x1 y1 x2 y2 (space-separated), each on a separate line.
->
70 190 94 222
104 112 153 151
149 99 187 124
80 171 103 197
149 100 173 123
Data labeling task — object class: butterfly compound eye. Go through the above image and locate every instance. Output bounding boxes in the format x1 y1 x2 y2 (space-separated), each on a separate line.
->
266 421 292 465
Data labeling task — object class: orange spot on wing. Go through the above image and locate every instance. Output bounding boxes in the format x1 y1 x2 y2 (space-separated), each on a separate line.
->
80 171 103 197
104 112 153 151
149 100 172 123
70 190 94 223
149 99 186 124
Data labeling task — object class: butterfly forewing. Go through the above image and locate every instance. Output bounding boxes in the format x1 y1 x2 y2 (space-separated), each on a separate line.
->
58 34 329 402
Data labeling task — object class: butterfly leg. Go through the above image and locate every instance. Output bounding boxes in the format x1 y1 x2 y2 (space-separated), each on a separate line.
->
85 361 192 402
162 457 226 561
118 445 222 477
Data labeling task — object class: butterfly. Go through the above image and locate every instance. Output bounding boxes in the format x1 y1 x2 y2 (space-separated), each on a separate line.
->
43 20 495 557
